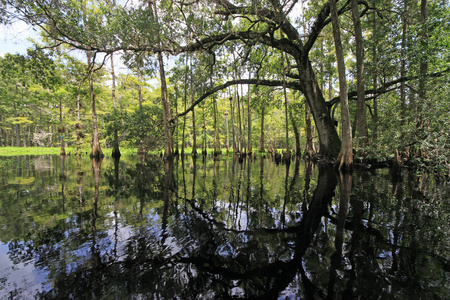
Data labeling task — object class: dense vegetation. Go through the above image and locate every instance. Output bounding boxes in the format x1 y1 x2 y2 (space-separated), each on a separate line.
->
0 0 449 174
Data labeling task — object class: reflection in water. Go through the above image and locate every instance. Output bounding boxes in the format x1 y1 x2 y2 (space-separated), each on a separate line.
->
0 155 448 299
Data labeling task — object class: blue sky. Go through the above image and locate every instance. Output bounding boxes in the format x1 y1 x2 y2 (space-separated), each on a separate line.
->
0 20 40 56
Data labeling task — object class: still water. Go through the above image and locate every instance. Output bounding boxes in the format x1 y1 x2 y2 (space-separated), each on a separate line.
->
0 154 448 299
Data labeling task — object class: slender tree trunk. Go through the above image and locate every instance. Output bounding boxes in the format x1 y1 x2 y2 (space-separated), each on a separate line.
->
281 52 291 162
230 96 237 153
174 85 179 155
202 104 207 155
237 86 242 153
181 55 188 157
60 98 66 156
259 105 265 153
400 0 408 124
330 0 353 170
351 0 368 145
372 11 379 140
289 111 301 156
213 95 218 155
304 101 316 157
225 97 230 152
111 53 121 159
88 65 103 160
418 0 428 132
13 100 20 147
190 55 197 158
247 76 252 155
152 1 173 159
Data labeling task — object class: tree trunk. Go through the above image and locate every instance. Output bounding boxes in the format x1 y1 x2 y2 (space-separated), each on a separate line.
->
225 97 230 152
152 1 173 160
202 104 207 155
298 59 341 159
230 96 238 153
237 86 243 153
351 0 368 145
400 0 408 125
213 96 218 155
89 67 103 160
14 100 20 147
330 0 353 170
110 53 121 159
282 53 290 158
372 10 379 140
247 77 252 155
418 0 428 132
259 105 265 153
190 55 197 158
304 101 316 157
60 98 66 156
289 111 301 156
181 55 188 157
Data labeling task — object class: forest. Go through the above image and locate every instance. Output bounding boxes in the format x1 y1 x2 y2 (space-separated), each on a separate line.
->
0 0 449 174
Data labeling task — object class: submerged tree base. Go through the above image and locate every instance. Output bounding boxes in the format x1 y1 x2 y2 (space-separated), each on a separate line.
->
90 148 104 160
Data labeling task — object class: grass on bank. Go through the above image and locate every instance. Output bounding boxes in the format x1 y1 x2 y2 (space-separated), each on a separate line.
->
0 147 140 157
0 146 273 157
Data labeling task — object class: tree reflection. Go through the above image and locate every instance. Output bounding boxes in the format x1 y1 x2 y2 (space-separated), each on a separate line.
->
0 156 448 299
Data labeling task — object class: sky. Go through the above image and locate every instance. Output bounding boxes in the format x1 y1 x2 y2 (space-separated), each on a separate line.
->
0 20 39 57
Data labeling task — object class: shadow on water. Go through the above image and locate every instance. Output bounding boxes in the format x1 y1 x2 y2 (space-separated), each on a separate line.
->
0 155 448 299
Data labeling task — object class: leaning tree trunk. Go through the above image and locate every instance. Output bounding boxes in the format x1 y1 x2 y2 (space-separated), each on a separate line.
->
330 0 353 170
298 59 341 159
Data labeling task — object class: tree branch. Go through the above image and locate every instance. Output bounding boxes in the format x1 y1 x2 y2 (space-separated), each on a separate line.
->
327 68 450 108
171 78 302 122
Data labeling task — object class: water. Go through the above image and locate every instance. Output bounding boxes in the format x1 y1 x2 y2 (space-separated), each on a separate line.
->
0 155 448 299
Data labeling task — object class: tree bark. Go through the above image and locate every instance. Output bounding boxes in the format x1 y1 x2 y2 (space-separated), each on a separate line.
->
152 1 173 159
400 0 408 124
418 0 428 132
330 0 353 170
190 55 197 158
89 67 103 160
351 0 368 145
181 55 188 157
289 111 301 156
259 105 265 153
110 53 121 159
247 74 252 155
304 101 316 157
13 100 20 147
60 98 66 156
230 96 238 153
372 10 379 140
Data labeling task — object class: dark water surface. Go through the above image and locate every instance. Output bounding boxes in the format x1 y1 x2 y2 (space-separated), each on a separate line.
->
0 155 448 299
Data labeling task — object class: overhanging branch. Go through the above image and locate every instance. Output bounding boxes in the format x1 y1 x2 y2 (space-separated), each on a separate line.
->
327 68 450 108
171 78 302 122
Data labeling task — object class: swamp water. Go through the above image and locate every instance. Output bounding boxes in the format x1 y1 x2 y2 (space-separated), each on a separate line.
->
0 154 448 299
